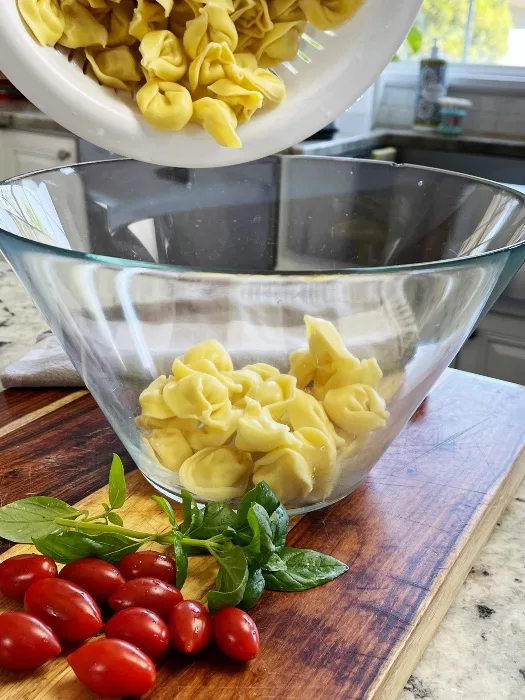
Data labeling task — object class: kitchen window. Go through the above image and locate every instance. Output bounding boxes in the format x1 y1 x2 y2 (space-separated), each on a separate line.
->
398 0 525 68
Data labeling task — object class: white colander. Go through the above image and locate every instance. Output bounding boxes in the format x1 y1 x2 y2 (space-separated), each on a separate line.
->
0 0 422 168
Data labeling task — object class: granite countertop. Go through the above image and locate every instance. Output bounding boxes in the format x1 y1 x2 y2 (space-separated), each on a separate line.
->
0 101 69 136
0 261 523 699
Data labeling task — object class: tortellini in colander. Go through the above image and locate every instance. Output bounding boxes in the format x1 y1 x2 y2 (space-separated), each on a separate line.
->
19 0 361 146
136 315 390 506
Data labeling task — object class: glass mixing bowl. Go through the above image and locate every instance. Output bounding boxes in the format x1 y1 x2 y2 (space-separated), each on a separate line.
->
0 157 524 513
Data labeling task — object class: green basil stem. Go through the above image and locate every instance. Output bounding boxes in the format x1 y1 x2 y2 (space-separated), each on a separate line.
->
84 511 113 523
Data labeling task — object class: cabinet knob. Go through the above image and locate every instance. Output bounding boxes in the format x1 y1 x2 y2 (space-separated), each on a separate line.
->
57 149 72 162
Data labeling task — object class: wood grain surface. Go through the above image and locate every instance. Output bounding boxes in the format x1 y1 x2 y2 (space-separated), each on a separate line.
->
0 370 524 699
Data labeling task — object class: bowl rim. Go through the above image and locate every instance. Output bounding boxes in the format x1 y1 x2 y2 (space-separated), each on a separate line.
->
1 155 525 277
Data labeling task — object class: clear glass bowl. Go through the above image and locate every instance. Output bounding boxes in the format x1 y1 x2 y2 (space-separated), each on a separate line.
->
0 157 524 513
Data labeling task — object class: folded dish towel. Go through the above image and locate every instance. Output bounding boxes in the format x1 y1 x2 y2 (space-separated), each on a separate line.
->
0 276 420 389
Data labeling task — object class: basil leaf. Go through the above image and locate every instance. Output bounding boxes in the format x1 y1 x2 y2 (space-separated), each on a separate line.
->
238 568 265 611
173 531 188 589
86 533 144 563
33 531 97 563
243 503 275 569
263 548 348 592
263 553 287 572
0 496 78 543
107 512 124 526
186 502 236 540
181 490 203 534
235 482 280 530
151 495 177 528
269 504 289 553
108 454 126 510
207 541 248 612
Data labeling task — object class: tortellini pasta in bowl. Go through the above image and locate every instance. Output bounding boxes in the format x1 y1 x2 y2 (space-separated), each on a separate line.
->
16 0 365 148
136 316 393 512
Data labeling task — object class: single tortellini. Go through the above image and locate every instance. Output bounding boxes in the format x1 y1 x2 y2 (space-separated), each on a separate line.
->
193 97 241 149
227 58 286 104
59 0 108 48
184 7 237 59
86 46 142 90
140 30 188 81
235 398 299 453
183 339 233 372
136 80 193 130
139 374 175 420
246 373 296 419
188 41 235 92
235 0 272 39
163 372 232 430
225 368 263 404
172 358 242 396
255 21 305 67
187 408 242 451
129 0 167 41
324 384 389 436
135 414 200 433
305 314 359 390
147 428 193 471
18 0 65 46
293 427 338 501
288 348 315 389
287 389 345 449
105 0 136 46
179 446 252 500
253 448 313 503
299 0 362 30
209 79 263 123
314 357 383 401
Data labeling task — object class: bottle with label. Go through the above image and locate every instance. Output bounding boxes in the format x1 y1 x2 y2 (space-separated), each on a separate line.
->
413 39 447 130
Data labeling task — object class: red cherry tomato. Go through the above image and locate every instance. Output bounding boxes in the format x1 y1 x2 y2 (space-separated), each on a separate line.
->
68 638 156 697
24 578 103 642
59 558 125 602
212 607 259 662
108 577 182 620
118 551 176 584
105 607 169 659
0 554 57 599
169 600 212 654
0 612 61 670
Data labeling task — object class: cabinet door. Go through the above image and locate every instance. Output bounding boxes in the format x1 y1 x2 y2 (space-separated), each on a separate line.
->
2 130 77 178
456 313 525 385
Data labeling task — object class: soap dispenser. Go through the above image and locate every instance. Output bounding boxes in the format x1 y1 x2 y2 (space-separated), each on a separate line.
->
413 39 448 130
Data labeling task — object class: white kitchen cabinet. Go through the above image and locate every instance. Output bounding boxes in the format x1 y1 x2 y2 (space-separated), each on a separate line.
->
456 312 525 385
0 130 77 179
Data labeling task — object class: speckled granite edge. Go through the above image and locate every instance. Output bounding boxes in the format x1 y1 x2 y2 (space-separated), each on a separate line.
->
0 102 69 136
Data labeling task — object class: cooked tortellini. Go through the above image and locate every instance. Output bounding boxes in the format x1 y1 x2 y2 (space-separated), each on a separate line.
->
253 448 313 503
18 0 361 146
235 398 299 453
136 316 390 506
147 427 193 470
324 384 389 436
179 446 252 500
163 373 232 429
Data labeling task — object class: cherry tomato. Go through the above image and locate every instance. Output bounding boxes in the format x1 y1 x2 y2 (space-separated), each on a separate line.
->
169 600 212 654
0 554 57 599
0 612 61 670
59 558 125 602
105 607 169 659
212 607 259 662
68 638 156 697
118 551 176 584
108 577 182 620
24 578 103 642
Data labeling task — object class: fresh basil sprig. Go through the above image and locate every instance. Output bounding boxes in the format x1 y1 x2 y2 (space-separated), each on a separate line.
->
0 454 348 610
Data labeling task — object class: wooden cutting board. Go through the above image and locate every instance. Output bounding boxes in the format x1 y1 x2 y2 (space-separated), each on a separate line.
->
0 370 524 699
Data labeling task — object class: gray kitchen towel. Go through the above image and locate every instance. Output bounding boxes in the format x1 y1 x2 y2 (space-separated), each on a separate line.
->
0 277 420 388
